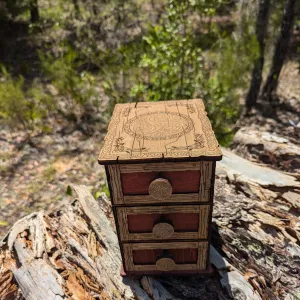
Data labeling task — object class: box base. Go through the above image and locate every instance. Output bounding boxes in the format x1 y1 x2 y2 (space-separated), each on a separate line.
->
120 264 215 277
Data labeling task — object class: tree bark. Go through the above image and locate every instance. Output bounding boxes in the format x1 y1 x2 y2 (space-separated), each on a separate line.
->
245 0 271 110
261 0 296 99
30 0 39 23
232 128 300 174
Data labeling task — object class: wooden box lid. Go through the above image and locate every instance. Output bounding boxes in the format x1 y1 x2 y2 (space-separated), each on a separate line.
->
98 99 222 164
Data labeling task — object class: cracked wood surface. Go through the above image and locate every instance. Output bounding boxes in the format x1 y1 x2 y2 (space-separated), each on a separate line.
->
0 146 299 299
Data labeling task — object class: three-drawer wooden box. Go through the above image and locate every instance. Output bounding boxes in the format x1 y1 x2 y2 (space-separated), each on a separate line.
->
98 99 222 276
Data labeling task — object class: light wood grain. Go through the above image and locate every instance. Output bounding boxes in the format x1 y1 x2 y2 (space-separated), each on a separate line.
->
117 207 129 240
123 193 200 204
124 205 201 214
134 264 198 272
98 99 222 164
199 205 210 239
197 241 208 269
122 231 199 241
199 161 213 202
107 165 123 204
123 244 135 271
119 162 201 173
130 241 199 250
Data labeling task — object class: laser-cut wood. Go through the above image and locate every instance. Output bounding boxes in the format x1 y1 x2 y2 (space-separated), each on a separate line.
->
156 257 176 271
99 99 221 276
116 205 210 241
98 99 222 164
119 162 201 173
148 178 173 200
152 223 175 238
122 241 208 273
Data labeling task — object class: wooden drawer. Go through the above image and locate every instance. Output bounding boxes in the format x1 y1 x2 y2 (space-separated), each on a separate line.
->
116 205 210 241
99 99 222 276
107 161 214 205
122 241 208 274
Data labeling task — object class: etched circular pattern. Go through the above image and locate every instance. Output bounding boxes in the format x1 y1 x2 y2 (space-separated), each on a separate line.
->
149 178 172 200
124 112 193 140
156 257 176 271
152 222 174 238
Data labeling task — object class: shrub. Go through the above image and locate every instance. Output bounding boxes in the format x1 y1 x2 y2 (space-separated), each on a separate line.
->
39 46 100 117
0 65 52 132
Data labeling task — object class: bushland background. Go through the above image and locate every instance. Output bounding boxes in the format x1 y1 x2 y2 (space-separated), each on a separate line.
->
0 0 299 237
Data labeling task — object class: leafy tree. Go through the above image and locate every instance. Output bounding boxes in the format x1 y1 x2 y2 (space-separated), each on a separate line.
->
1 0 39 22
130 0 214 101
205 23 259 143
129 0 258 144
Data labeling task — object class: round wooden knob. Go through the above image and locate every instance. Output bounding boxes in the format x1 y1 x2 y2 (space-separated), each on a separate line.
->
152 222 174 238
156 257 176 271
148 178 172 200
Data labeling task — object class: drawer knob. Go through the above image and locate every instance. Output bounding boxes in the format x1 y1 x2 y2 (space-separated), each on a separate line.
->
156 257 176 271
149 178 172 200
152 222 174 238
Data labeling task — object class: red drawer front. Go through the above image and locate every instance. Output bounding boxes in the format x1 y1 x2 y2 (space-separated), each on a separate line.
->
133 248 198 265
127 213 199 233
121 171 200 195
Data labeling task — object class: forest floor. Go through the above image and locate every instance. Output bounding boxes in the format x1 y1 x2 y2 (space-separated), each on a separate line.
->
0 60 299 239
0 116 108 237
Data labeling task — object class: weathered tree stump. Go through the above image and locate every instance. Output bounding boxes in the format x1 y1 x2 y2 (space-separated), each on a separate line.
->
0 149 299 299
232 128 300 174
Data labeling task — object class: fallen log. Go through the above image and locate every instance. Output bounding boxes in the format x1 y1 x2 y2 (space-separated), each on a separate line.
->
231 128 300 175
0 149 299 299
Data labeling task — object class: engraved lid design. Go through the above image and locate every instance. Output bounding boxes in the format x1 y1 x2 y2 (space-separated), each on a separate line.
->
124 112 193 140
98 99 222 164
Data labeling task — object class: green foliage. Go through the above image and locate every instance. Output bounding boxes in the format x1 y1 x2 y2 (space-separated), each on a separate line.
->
0 66 52 131
95 184 110 199
39 0 69 24
205 25 259 144
0 0 262 146
1 0 30 20
39 46 100 109
0 220 8 227
127 0 258 144
130 0 209 102
66 185 73 196
131 26 205 101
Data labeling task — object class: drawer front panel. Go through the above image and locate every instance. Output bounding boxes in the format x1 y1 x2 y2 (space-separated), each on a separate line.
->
121 170 200 195
107 161 214 205
123 241 208 272
133 248 198 265
127 213 199 233
117 205 210 241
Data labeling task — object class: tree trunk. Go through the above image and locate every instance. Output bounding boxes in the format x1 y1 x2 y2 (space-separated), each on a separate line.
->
261 0 296 99
30 0 39 23
245 0 271 110
72 0 80 17
1 148 300 299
